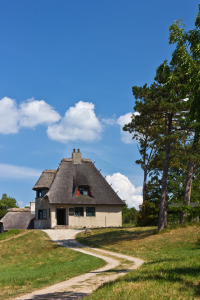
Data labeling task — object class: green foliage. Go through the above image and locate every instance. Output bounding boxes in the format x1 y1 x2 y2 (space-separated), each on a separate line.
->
168 9 200 124
168 204 200 223
0 193 18 219
122 204 137 224
136 200 160 227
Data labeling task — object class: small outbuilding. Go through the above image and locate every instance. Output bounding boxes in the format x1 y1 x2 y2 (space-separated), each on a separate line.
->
0 208 35 232
33 149 125 229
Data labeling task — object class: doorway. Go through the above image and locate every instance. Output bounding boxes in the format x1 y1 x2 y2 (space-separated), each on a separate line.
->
57 208 66 225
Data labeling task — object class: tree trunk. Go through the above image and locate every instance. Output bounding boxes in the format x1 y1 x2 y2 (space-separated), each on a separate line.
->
180 132 199 223
184 159 194 205
158 114 172 231
143 167 147 203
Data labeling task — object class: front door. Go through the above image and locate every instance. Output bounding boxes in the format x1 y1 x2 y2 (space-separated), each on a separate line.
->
57 208 66 225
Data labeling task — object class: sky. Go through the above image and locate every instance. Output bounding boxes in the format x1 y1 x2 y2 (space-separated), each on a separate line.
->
0 0 199 209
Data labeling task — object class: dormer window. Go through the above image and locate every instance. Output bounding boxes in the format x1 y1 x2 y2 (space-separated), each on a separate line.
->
76 187 91 196
79 187 88 196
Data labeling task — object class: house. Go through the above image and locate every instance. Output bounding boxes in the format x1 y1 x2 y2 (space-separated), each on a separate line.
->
0 207 35 232
33 149 125 229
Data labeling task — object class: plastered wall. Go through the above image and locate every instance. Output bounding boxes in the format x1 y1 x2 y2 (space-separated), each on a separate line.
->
51 205 122 228
34 197 51 229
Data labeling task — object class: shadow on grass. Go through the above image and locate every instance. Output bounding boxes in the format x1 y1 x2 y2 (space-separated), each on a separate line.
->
29 291 90 299
98 265 200 298
196 237 200 249
77 229 157 248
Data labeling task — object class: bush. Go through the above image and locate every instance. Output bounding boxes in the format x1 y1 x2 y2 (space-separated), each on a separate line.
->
136 200 160 226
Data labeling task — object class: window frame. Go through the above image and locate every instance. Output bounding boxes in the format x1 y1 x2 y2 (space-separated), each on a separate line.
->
79 187 88 196
74 207 84 217
86 207 95 217
36 190 48 198
38 209 47 219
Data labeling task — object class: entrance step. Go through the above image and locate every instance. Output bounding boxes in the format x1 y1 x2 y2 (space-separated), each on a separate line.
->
54 225 70 230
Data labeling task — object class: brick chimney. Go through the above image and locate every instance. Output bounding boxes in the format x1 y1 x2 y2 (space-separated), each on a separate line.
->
72 149 82 164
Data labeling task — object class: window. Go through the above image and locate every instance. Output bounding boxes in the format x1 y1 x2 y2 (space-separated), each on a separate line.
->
79 187 88 196
36 190 48 198
38 209 47 219
86 207 95 217
74 207 84 216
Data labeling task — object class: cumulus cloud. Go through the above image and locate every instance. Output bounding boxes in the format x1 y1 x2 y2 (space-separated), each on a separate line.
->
0 164 42 178
47 101 102 143
0 97 19 134
106 172 142 209
117 112 139 144
117 112 134 143
19 98 61 127
0 97 61 134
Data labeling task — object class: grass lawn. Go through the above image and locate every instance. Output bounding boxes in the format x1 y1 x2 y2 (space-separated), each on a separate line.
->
0 229 22 241
0 230 105 299
76 224 200 300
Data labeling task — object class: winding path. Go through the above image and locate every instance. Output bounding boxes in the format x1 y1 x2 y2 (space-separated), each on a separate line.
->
13 229 144 300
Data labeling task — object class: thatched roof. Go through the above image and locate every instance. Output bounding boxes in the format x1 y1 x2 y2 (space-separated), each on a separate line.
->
44 158 125 206
32 169 57 190
0 210 35 231
7 208 31 212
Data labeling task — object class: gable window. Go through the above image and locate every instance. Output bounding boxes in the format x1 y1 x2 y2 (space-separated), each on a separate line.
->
74 207 84 216
86 207 95 217
36 190 48 198
38 209 47 219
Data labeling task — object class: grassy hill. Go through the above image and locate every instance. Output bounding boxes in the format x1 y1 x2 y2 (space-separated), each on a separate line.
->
0 230 105 299
76 224 200 300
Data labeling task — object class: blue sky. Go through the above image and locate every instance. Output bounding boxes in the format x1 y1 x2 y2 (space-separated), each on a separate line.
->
0 0 199 208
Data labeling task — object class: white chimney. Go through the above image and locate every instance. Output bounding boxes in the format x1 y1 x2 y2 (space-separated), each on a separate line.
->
30 202 35 214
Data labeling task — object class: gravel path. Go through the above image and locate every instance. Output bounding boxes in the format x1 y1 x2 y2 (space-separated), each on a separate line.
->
13 229 144 300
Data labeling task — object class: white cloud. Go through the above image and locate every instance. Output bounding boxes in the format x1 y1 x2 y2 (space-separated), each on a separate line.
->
0 97 19 134
47 101 102 143
0 164 42 178
106 172 142 209
19 98 61 127
117 112 134 144
101 118 116 125
0 97 61 134
117 112 139 144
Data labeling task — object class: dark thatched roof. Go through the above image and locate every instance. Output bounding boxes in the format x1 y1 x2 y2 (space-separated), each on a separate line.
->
0 209 35 231
45 159 125 206
33 169 57 190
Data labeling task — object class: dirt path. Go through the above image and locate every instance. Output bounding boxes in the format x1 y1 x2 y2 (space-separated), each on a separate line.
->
13 229 144 300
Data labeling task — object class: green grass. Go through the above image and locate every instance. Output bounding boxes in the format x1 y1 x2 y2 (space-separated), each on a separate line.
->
0 229 21 241
0 230 105 299
76 224 200 300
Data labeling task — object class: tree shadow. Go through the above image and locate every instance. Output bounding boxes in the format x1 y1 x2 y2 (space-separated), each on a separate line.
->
29 291 90 299
76 228 157 248
196 237 200 249
98 264 200 298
